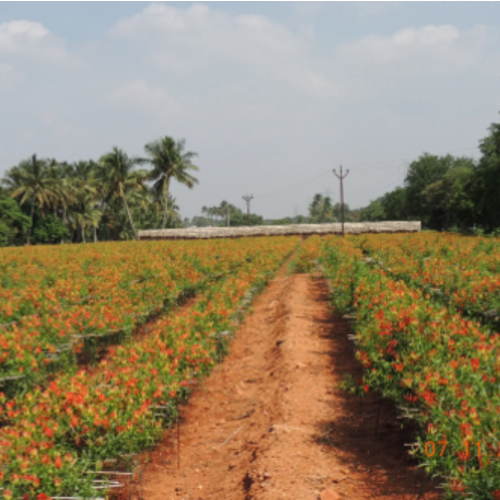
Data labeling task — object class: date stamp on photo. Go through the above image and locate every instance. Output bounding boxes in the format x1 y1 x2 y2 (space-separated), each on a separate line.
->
422 439 499 460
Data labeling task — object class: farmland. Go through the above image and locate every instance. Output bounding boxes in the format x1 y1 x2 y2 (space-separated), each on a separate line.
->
1 233 500 499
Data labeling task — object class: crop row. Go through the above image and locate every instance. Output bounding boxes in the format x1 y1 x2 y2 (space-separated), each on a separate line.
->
0 237 298 499
302 234 500 499
356 233 500 326
0 240 266 395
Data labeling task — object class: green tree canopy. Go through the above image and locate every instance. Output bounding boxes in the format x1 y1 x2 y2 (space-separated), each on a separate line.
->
474 116 500 230
145 137 199 229
0 195 31 246
309 194 336 223
98 147 148 240
3 154 58 244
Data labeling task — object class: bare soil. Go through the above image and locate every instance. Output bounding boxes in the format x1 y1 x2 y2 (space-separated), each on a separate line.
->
129 273 441 500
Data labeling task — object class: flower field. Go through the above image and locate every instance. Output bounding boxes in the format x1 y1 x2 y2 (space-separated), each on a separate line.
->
3 232 500 499
356 233 500 326
0 240 265 395
300 233 500 499
0 237 298 498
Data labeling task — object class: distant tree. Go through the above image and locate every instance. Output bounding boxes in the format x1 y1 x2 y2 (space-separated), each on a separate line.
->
3 154 58 244
405 154 453 226
405 154 476 229
360 199 386 221
382 187 409 221
333 202 351 222
32 215 69 245
98 147 148 240
309 194 336 223
474 115 500 231
0 194 31 246
145 137 199 229
229 212 263 226
421 161 475 230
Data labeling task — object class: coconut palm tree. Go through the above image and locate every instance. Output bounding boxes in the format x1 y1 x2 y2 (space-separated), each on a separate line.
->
68 161 103 242
45 160 77 242
144 136 199 229
3 154 58 244
97 147 148 240
72 199 102 243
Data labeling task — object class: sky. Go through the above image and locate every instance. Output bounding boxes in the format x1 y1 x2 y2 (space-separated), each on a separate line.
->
1 1 500 220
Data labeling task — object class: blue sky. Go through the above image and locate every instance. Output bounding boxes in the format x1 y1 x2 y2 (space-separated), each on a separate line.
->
1 2 500 219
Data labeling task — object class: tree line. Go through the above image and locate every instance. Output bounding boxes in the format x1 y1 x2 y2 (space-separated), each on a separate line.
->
189 195 359 227
0 137 198 246
2 114 499 246
360 115 500 232
190 114 500 232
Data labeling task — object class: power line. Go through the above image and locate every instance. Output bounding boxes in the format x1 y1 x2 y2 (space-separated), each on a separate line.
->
253 145 479 199
254 172 331 199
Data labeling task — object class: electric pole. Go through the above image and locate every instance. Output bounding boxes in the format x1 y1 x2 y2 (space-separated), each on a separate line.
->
242 194 254 226
333 165 349 236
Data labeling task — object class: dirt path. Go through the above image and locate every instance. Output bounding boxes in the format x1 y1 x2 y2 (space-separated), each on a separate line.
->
132 273 440 500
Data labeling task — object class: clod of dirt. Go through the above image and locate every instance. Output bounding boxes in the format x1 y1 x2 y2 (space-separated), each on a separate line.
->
319 489 342 500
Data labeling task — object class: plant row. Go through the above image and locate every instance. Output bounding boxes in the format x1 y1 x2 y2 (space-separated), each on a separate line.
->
355 233 500 327
0 236 298 499
307 234 500 499
0 240 262 395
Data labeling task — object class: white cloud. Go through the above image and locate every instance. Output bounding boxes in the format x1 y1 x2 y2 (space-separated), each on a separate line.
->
0 63 22 92
0 20 77 66
109 79 182 119
109 3 329 95
336 24 493 76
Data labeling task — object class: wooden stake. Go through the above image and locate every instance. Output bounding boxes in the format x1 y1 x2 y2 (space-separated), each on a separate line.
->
177 413 180 470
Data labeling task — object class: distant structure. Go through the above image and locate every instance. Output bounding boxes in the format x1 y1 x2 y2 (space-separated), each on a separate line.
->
139 221 421 240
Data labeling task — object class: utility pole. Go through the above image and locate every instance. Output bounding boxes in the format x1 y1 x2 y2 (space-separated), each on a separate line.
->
227 206 230 227
242 194 254 226
333 165 349 236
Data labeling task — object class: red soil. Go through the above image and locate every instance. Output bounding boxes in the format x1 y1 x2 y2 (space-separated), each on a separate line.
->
127 273 441 500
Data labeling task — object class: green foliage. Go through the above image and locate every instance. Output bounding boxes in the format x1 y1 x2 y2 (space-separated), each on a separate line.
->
382 187 408 220
473 117 500 231
197 200 264 227
145 136 199 229
309 194 337 222
360 199 386 221
229 212 264 226
32 215 70 244
0 195 31 246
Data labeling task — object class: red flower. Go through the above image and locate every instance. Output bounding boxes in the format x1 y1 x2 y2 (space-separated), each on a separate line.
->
470 358 480 371
54 456 62 469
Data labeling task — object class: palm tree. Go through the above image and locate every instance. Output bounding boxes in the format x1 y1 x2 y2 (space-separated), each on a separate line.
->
98 147 147 240
144 137 199 229
68 161 103 242
46 160 77 241
3 154 57 244
72 200 102 243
